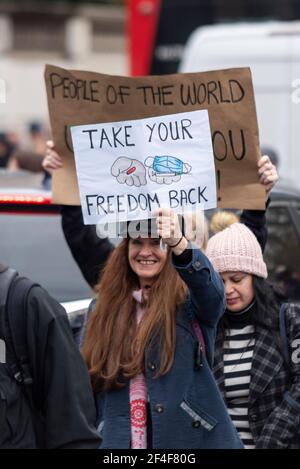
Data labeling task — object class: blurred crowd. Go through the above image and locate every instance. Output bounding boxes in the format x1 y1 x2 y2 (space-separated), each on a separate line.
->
0 122 49 172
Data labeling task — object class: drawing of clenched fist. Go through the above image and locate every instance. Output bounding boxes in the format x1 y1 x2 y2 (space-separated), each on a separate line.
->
111 157 147 187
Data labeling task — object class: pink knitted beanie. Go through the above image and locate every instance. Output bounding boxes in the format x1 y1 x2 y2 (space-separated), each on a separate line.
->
206 223 268 278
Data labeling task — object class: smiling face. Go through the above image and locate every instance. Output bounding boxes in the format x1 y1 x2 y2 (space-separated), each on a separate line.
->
220 271 255 312
128 237 168 288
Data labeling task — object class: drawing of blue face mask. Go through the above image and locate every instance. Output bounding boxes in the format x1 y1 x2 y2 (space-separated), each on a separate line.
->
153 155 184 175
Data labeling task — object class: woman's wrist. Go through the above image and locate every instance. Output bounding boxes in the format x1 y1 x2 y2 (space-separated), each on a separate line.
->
168 235 184 248
170 236 189 256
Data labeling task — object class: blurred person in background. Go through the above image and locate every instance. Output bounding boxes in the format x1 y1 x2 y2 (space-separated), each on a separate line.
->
275 266 300 302
0 132 14 168
8 122 51 188
4 131 20 170
28 122 48 156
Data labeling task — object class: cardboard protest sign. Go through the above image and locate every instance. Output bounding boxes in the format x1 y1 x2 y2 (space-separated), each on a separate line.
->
45 64 265 209
71 110 216 225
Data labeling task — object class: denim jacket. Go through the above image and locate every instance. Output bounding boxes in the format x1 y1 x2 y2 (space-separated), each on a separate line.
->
94 246 243 449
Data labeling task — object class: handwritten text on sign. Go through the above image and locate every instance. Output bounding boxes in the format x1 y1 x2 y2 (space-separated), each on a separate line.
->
45 64 265 209
71 110 216 225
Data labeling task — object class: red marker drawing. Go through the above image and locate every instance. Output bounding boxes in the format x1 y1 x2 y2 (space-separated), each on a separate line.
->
126 166 136 175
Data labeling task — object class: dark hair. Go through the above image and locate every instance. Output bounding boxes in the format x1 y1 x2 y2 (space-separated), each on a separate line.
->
253 276 287 329
218 276 285 346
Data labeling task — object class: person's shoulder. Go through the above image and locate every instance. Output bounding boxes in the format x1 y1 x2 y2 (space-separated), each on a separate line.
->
26 284 67 322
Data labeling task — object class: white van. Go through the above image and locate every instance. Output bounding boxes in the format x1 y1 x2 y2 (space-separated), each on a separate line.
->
179 21 300 188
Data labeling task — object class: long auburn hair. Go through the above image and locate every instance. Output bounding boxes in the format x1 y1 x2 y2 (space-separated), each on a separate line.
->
81 238 187 393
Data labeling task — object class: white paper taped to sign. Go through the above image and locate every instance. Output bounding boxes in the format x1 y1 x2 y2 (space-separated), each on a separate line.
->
71 109 217 225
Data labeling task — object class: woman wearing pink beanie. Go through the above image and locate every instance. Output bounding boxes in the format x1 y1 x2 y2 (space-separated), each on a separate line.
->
206 223 300 449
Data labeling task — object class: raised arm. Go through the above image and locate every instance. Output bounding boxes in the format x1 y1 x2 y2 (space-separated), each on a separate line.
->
60 205 114 288
240 154 278 252
156 208 225 327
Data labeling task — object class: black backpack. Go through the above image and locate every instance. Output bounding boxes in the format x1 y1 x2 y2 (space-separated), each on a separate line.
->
0 265 44 448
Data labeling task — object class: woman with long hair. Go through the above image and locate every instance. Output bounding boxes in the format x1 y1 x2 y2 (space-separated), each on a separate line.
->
206 223 300 449
81 208 242 449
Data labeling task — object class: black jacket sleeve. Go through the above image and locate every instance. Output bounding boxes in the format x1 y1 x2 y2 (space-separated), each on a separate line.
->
61 205 114 288
26 286 101 448
240 198 270 252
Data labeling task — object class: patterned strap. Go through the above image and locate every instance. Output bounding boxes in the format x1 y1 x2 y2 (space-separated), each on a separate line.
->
279 303 290 369
279 303 291 373
191 319 206 356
